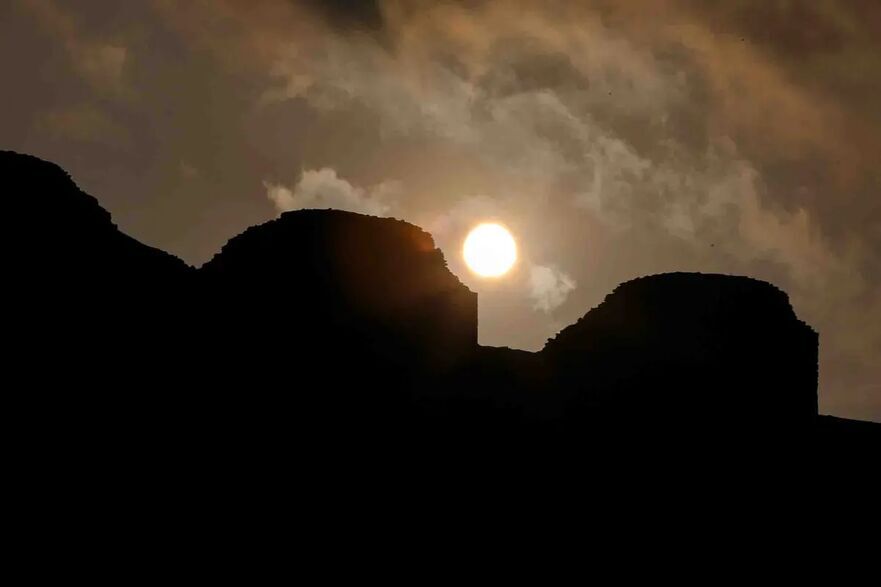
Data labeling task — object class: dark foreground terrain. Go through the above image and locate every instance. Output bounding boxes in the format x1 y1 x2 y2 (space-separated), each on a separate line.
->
4 151 878 562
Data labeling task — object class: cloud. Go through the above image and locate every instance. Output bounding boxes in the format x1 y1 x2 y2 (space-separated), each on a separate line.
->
21 0 127 91
302 0 384 32
529 265 576 313
421 195 506 242
179 161 201 180
265 168 393 217
38 104 128 145
77 42 127 89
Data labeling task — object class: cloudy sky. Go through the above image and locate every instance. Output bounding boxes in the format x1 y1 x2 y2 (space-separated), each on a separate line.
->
3 0 879 421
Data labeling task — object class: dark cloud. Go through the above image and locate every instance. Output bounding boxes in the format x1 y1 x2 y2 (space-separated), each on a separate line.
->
301 0 385 31
478 42 589 97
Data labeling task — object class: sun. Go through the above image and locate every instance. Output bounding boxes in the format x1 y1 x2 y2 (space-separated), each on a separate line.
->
463 223 517 277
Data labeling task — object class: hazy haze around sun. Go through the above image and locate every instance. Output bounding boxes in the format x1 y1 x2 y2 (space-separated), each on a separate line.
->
463 223 517 277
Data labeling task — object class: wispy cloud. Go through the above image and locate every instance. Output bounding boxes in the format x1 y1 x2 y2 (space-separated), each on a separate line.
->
20 0 127 92
529 265 576 313
265 168 392 217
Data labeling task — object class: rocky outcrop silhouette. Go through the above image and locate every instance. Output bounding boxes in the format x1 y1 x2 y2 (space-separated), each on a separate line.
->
4 151 190 282
4 151 192 410
198 208 477 367
3 150 876 466
542 273 819 426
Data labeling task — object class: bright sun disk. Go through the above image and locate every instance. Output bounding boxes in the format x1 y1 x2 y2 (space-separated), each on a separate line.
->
463 223 517 277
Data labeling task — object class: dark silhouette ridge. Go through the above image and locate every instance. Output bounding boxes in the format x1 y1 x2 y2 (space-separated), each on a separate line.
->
4 151 193 413
4 151 877 483
3 150 191 281
542 273 818 424
198 208 477 367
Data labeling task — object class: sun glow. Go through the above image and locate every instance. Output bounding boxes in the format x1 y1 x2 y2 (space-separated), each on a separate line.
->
463 223 517 278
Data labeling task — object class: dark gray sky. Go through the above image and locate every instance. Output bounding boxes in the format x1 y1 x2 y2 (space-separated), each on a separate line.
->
3 0 879 421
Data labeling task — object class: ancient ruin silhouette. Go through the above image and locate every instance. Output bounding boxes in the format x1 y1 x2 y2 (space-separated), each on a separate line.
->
5 150 877 473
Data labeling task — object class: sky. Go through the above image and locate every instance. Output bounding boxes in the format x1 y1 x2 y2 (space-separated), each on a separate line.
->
2 0 879 421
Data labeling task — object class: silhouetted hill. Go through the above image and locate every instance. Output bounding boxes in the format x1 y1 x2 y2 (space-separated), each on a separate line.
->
542 273 818 427
4 151 192 413
3 151 876 472
3 150 191 283
199 208 476 366
191 209 479 440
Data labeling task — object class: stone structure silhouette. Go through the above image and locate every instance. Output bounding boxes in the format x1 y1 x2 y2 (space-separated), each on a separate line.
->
543 273 819 426
3 150 877 465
